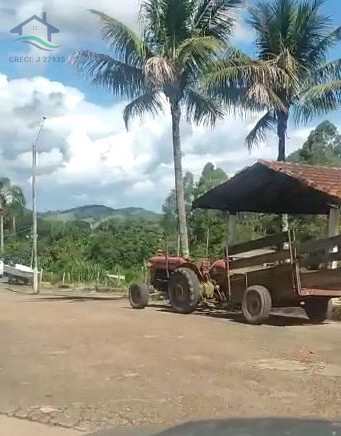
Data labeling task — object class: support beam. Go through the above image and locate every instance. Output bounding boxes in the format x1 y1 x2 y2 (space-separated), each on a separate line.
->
328 206 339 237
228 213 237 245
328 206 340 270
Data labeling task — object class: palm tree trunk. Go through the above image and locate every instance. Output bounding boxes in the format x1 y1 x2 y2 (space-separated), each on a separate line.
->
170 101 189 257
12 215 16 234
277 111 289 232
277 111 288 162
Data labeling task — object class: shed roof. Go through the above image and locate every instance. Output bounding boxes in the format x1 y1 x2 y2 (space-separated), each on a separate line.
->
193 160 341 215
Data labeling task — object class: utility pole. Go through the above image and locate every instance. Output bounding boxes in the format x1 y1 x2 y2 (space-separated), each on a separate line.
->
0 211 3 255
32 116 46 294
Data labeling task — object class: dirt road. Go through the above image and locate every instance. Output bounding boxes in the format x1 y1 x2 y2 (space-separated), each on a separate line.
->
0 415 80 436
1 289 341 433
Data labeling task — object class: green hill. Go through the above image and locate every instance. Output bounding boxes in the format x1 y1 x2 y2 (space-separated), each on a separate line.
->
41 205 161 225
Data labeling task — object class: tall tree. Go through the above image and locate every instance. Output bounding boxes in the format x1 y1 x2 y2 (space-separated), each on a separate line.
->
71 0 247 257
190 163 228 257
288 120 341 165
162 171 194 252
245 0 341 162
0 178 25 254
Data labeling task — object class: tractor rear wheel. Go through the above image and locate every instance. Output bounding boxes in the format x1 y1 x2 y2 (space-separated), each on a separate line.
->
304 298 329 323
242 285 272 325
168 268 201 314
129 283 149 309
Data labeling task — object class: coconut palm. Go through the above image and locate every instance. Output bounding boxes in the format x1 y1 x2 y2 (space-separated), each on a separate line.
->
244 0 341 161
71 0 250 257
0 178 26 254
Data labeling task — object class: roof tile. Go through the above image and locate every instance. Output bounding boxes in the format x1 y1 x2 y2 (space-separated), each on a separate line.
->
259 160 341 201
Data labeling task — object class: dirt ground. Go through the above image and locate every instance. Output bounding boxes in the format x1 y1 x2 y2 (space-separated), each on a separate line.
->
1 288 341 434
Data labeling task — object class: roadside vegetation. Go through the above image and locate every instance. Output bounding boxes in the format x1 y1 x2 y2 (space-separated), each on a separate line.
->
1 121 341 288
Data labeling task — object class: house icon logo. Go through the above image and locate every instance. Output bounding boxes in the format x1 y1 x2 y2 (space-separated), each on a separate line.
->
10 12 60 51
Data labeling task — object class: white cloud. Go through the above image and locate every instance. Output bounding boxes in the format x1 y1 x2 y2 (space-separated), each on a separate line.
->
0 0 142 51
0 72 324 212
2 0 254 52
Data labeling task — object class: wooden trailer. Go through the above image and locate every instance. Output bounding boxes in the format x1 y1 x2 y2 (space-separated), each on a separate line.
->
194 160 341 323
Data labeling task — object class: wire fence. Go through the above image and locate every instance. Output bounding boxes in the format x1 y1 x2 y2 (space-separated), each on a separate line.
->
41 265 127 288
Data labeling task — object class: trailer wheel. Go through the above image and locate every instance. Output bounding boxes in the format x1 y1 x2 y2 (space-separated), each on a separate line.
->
129 283 149 309
168 268 201 314
242 285 272 325
304 298 329 323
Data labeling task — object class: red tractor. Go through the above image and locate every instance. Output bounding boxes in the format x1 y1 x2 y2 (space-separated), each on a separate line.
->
129 251 233 315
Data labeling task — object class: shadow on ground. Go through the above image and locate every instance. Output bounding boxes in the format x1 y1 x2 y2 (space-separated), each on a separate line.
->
147 303 317 327
27 295 126 303
88 417 341 436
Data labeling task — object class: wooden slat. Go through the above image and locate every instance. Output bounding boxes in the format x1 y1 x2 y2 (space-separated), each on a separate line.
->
300 288 341 296
229 232 288 255
298 235 341 255
230 249 290 270
302 250 341 267
300 268 341 290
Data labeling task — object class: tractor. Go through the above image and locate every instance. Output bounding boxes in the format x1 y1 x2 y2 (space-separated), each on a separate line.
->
129 251 230 315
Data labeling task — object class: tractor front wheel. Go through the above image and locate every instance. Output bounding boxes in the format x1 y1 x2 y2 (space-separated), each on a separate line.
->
168 268 201 314
129 283 149 309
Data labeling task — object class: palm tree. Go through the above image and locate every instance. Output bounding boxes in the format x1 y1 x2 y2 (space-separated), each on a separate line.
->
71 0 247 257
0 178 26 254
244 0 341 162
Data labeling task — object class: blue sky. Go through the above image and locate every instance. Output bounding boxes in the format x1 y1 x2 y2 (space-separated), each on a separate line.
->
0 0 340 211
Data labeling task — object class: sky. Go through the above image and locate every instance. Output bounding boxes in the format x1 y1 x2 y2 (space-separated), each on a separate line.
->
0 0 340 212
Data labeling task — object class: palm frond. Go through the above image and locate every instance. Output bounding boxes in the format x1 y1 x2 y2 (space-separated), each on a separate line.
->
191 0 242 42
176 36 221 76
295 80 341 123
90 9 150 66
248 0 283 58
205 55 294 104
313 58 341 84
308 26 341 65
246 111 277 150
70 50 144 99
291 0 332 68
140 0 193 52
184 88 223 127
246 83 287 113
123 92 164 129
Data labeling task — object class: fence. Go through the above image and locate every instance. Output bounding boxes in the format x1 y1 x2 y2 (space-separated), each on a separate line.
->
42 266 125 288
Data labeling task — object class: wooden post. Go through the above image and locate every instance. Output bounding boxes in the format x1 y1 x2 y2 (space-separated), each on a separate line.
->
228 213 237 245
206 227 210 257
328 206 340 270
